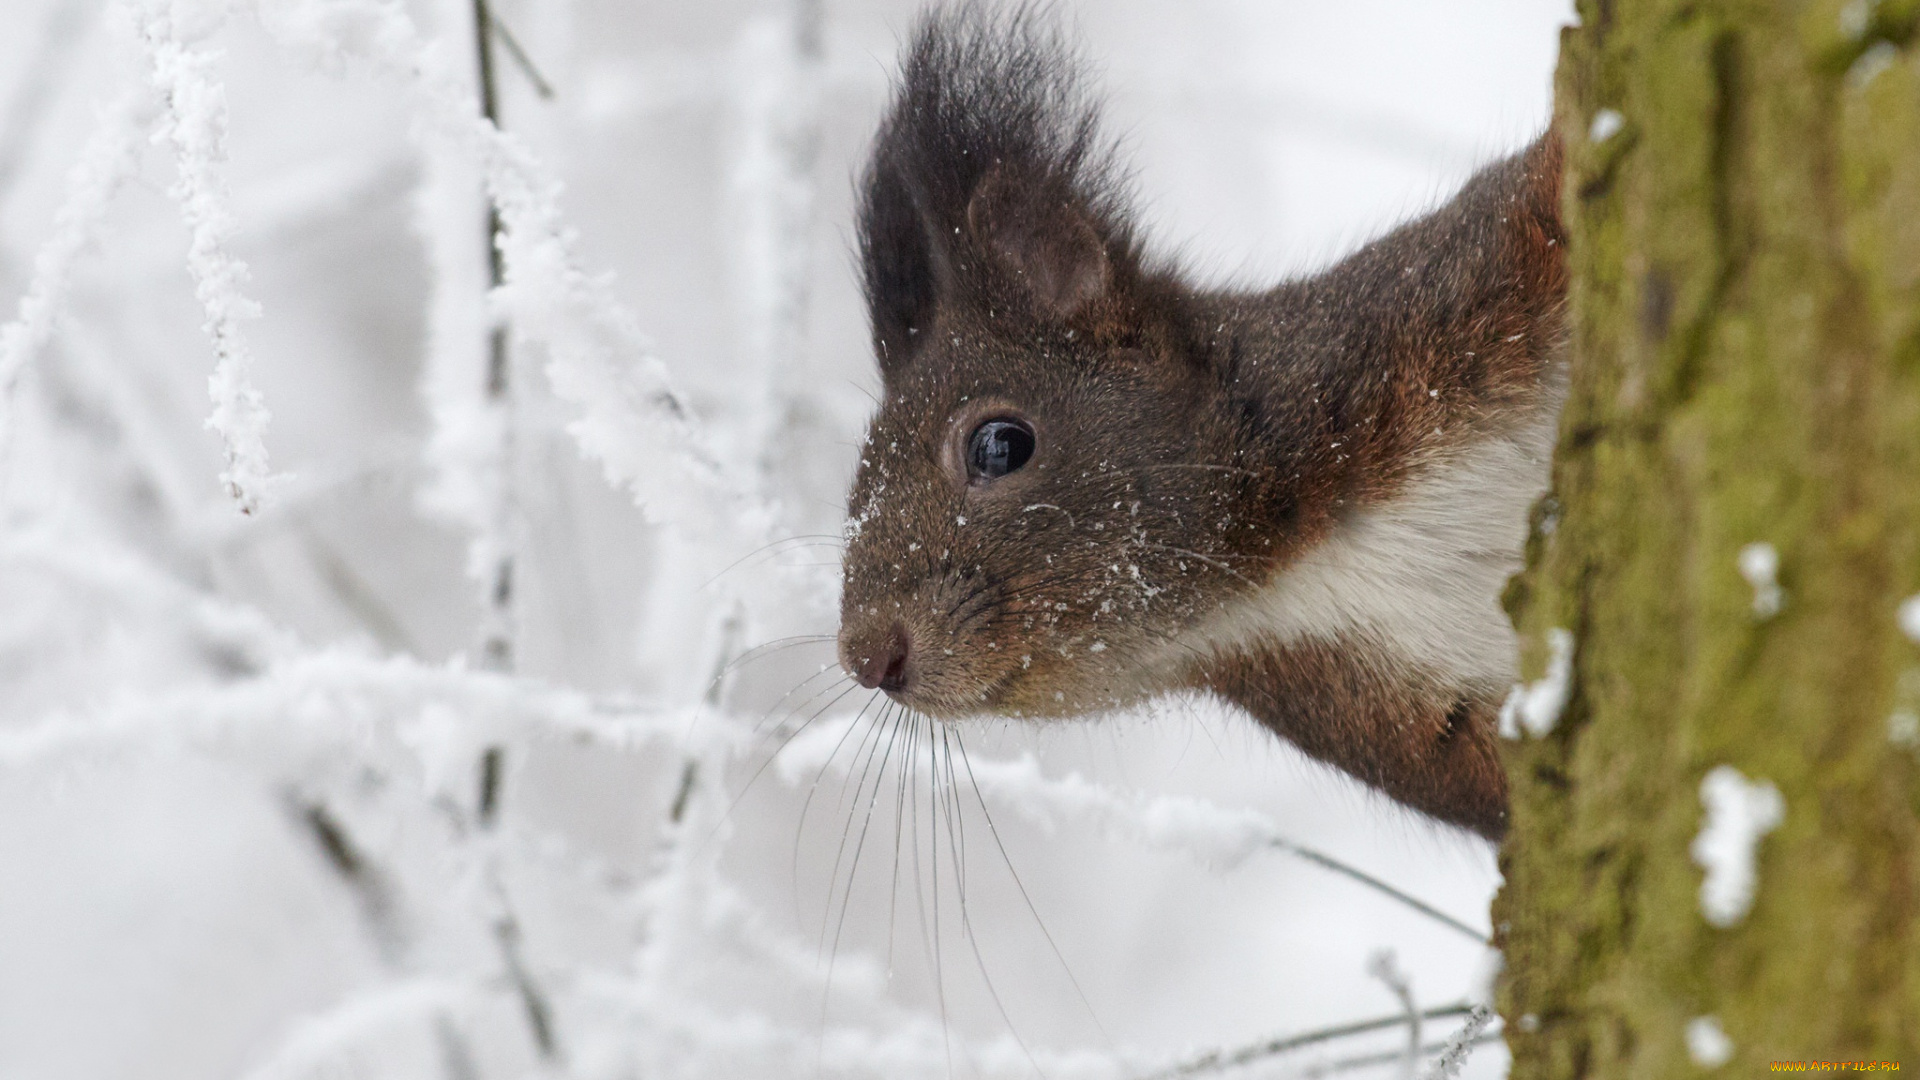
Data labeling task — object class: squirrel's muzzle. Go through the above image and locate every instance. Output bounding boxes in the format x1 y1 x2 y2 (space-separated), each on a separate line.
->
841 619 912 694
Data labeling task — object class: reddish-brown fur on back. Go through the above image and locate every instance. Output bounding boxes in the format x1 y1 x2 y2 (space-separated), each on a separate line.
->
838 5 1567 839
1200 638 1510 838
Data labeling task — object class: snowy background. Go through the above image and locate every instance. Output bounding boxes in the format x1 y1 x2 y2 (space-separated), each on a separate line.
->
0 0 1570 1077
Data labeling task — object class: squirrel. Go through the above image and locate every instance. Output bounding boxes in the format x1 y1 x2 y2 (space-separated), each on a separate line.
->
834 5 1567 841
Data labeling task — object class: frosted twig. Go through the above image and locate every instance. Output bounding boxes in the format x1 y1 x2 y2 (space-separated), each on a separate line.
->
626 27 798 976
0 88 155 448
234 976 476 1080
28 301 214 544
1367 950 1419 1080
492 905 561 1059
131 0 280 514
259 0 836 639
780 734 1491 943
0 648 721 769
290 799 481 1080
610 12 814 1022
296 800 408 964
417 10 558 1052
1419 1005 1494 1080
395 12 764 533
730 0 824 484
470 745 564 1062
0 524 289 672
470 0 516 673
411 71 509 636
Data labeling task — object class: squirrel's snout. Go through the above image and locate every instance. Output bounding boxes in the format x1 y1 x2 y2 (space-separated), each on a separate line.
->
842 620 912 694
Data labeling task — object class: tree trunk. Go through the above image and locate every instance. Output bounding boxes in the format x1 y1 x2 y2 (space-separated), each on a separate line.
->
1497 1 1920 1074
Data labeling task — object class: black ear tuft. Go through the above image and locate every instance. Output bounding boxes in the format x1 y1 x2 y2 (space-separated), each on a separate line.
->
856 3 1137 373
859 155 941 373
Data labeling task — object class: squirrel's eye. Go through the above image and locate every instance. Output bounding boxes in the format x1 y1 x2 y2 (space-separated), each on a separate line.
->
966 417 1036 481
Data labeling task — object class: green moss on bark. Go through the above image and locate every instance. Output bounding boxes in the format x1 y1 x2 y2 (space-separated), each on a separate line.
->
1497 1 1920 1074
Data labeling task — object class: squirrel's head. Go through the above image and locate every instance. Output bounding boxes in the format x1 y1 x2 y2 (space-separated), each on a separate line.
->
836 8 1286 718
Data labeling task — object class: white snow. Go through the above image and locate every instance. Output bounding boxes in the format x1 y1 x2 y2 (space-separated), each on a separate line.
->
1424 1005 1496 1080
1691 765 1785 928
1737 542 1783 619
774 724 1284 869
1685 1015 1734 1068
1841 0 1876 39
1891 710 1920 749
1898 593 1920 643
133 0 282 514
1889 598 1919 750
234 978 476 1080
411 59 508 591
1588 108 1623 143
1499 627 1576 739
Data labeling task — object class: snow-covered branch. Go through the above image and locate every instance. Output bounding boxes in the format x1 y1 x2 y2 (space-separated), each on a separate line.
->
0 86 154 443
132 0 280 513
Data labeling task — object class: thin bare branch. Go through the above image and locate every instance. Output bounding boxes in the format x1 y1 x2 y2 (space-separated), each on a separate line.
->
1270 838 1491 944
488 12 555 100
1135 1002 1478 1080
493 914 559 1059
1366 950 1419 1080
469 746 566 1063
1308 1032 1503 1079
292 798 479 1079
470 0 515 673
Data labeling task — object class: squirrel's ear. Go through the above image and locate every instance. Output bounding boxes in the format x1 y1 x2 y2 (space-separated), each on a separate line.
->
967 164 1111 318
859 158 944 376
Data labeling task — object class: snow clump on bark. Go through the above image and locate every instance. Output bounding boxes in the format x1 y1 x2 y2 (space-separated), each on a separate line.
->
1691 765 1784 928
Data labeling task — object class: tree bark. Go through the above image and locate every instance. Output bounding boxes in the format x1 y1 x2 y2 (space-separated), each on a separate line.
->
1498 1 1920 1074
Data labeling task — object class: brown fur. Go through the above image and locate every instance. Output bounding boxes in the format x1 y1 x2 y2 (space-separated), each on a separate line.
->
838 7 1566 839
1197 639 1510 836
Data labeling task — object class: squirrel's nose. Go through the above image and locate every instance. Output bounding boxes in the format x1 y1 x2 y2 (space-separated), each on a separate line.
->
845 621 911 693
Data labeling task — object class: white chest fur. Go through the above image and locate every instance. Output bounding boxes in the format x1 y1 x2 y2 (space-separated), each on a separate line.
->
1178 400 1560 690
